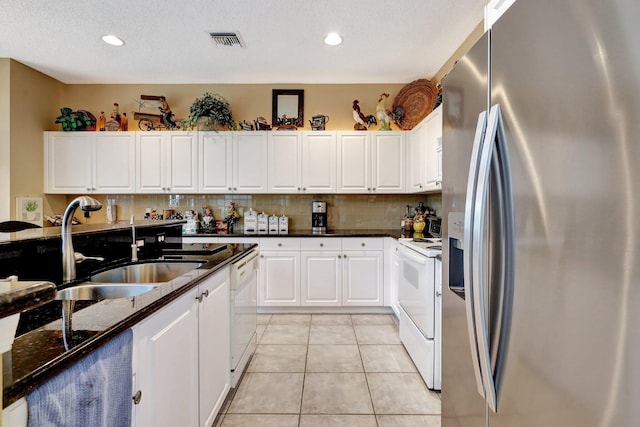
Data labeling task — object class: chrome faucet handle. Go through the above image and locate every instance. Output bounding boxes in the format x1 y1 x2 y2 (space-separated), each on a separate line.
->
74 252 105 263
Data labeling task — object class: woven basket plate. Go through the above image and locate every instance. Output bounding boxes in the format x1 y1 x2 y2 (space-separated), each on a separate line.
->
392 79 438 130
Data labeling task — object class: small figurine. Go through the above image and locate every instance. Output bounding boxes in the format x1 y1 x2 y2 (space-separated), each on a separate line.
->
352 100 376 130
225 201 240 233
120 112 128 131
375 93 393 131
111 103 121 124
201 207 215 232
158 96 176 128
97 111 106 131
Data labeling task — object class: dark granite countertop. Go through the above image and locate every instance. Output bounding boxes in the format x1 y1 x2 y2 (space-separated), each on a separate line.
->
0 220 185 245
185 228 416 239
2 242 255 408
0 281 57 319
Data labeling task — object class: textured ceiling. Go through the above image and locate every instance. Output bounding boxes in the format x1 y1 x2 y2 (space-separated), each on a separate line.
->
0 0 486 84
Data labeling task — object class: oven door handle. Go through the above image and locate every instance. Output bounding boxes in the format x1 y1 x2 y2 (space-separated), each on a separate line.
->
398 245 429 264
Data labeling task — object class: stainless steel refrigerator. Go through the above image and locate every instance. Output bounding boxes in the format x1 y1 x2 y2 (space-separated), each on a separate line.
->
441 0 640 425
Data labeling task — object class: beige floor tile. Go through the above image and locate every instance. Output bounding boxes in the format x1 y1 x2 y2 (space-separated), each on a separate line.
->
228 372 304 414
359 345 417 372
260 324 309 345
367 373 441 415
257 314 272 325
220 414 299 426
248 344 307 372
354 325 401 344
311 314 352 325
300 414 377 427
309 325 357 344
301 373 374 414
269 314 312 325
377 415 441 427
351 314 396 325
306 345 363 372
256 324 267 343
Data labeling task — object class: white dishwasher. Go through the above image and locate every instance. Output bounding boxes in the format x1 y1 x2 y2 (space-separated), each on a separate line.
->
229 249 259 387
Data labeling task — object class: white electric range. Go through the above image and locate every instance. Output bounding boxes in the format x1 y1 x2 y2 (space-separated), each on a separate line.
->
397 236 442 390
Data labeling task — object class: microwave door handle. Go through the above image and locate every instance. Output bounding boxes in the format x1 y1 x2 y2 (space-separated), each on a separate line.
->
463 111 488 400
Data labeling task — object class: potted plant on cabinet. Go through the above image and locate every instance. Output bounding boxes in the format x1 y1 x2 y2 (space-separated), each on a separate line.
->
183 92 235 131
54 107 96 131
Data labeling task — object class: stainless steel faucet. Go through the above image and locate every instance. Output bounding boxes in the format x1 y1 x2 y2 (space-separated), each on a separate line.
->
130 215 139 262
62 196 102 282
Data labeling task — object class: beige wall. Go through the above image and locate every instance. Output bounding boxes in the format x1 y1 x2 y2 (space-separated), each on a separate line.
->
61 83 406 132
9 60 68 220
433 22 485 84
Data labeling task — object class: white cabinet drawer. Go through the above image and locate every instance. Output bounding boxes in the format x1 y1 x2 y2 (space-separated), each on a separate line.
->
259 238 301 251
300 238 341 251
342 237 384 251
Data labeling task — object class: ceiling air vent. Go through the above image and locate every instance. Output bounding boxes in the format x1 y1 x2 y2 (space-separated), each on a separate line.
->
209 32 245 48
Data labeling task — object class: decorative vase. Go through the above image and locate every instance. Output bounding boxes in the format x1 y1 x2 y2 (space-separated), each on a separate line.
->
413 221 426 233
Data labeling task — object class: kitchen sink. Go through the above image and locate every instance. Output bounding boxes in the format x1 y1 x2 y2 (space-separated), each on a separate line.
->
56 284 156 301
90 261 204 284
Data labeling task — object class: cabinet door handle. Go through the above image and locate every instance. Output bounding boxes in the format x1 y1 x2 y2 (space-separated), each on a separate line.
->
196 294 203 302
343 254 347 258
320 243 324 247
228 187 232 191
133 390 142 405
278 243 282 247
361 243 365 247
303 187 307 191
203 290 209 298
297 187 301 191
337 255 341 259
233 187 237 191
260 254 264 258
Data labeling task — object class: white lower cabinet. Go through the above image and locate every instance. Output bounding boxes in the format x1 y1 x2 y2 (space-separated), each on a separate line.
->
259 251 300 306
133 288 200 427
198 269 230 427
301 251 342 306
258 237 384 308
2 398 28 427
342 250 383 306
133 268 231 427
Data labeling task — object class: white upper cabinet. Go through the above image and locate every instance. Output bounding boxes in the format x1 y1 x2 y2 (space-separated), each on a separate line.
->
408 119 427 192
407 106 443 193
338 131 405 193
371 131 405 193
44 132 135 194
301 131 337 193
136 131 197 193
44 128 413 195
424 106 443 190
337 132 370 193
199 132 233 192
233 132 268 193
268 132 302 193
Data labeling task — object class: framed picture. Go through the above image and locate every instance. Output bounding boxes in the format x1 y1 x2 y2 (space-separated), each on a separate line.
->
16 197 43 227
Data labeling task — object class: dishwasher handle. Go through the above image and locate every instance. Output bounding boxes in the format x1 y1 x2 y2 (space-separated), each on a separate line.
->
230 249 259 290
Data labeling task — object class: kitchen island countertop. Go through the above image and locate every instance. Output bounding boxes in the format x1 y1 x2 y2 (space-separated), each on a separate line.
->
2 242 255 409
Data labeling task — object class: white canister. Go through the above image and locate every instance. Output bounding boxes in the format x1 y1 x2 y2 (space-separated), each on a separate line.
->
244 209 257 234
278 215 289 234
268 215 279 234
257 212 269 234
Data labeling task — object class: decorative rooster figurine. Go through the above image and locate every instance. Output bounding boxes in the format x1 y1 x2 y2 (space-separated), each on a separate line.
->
352 99 377 130
375 93 393 131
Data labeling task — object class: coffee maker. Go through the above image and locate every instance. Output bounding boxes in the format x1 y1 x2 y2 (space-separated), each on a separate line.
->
311 201 327 234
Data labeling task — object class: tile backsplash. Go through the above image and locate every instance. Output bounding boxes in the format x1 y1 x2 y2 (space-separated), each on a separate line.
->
76 193 442 231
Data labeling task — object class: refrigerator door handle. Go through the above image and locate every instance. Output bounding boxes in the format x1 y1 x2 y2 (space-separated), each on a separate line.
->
463 111 488 399
472 104 515 413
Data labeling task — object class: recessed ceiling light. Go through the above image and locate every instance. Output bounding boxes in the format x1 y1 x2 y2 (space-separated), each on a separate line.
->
101 34 125 46
324 32 343 46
